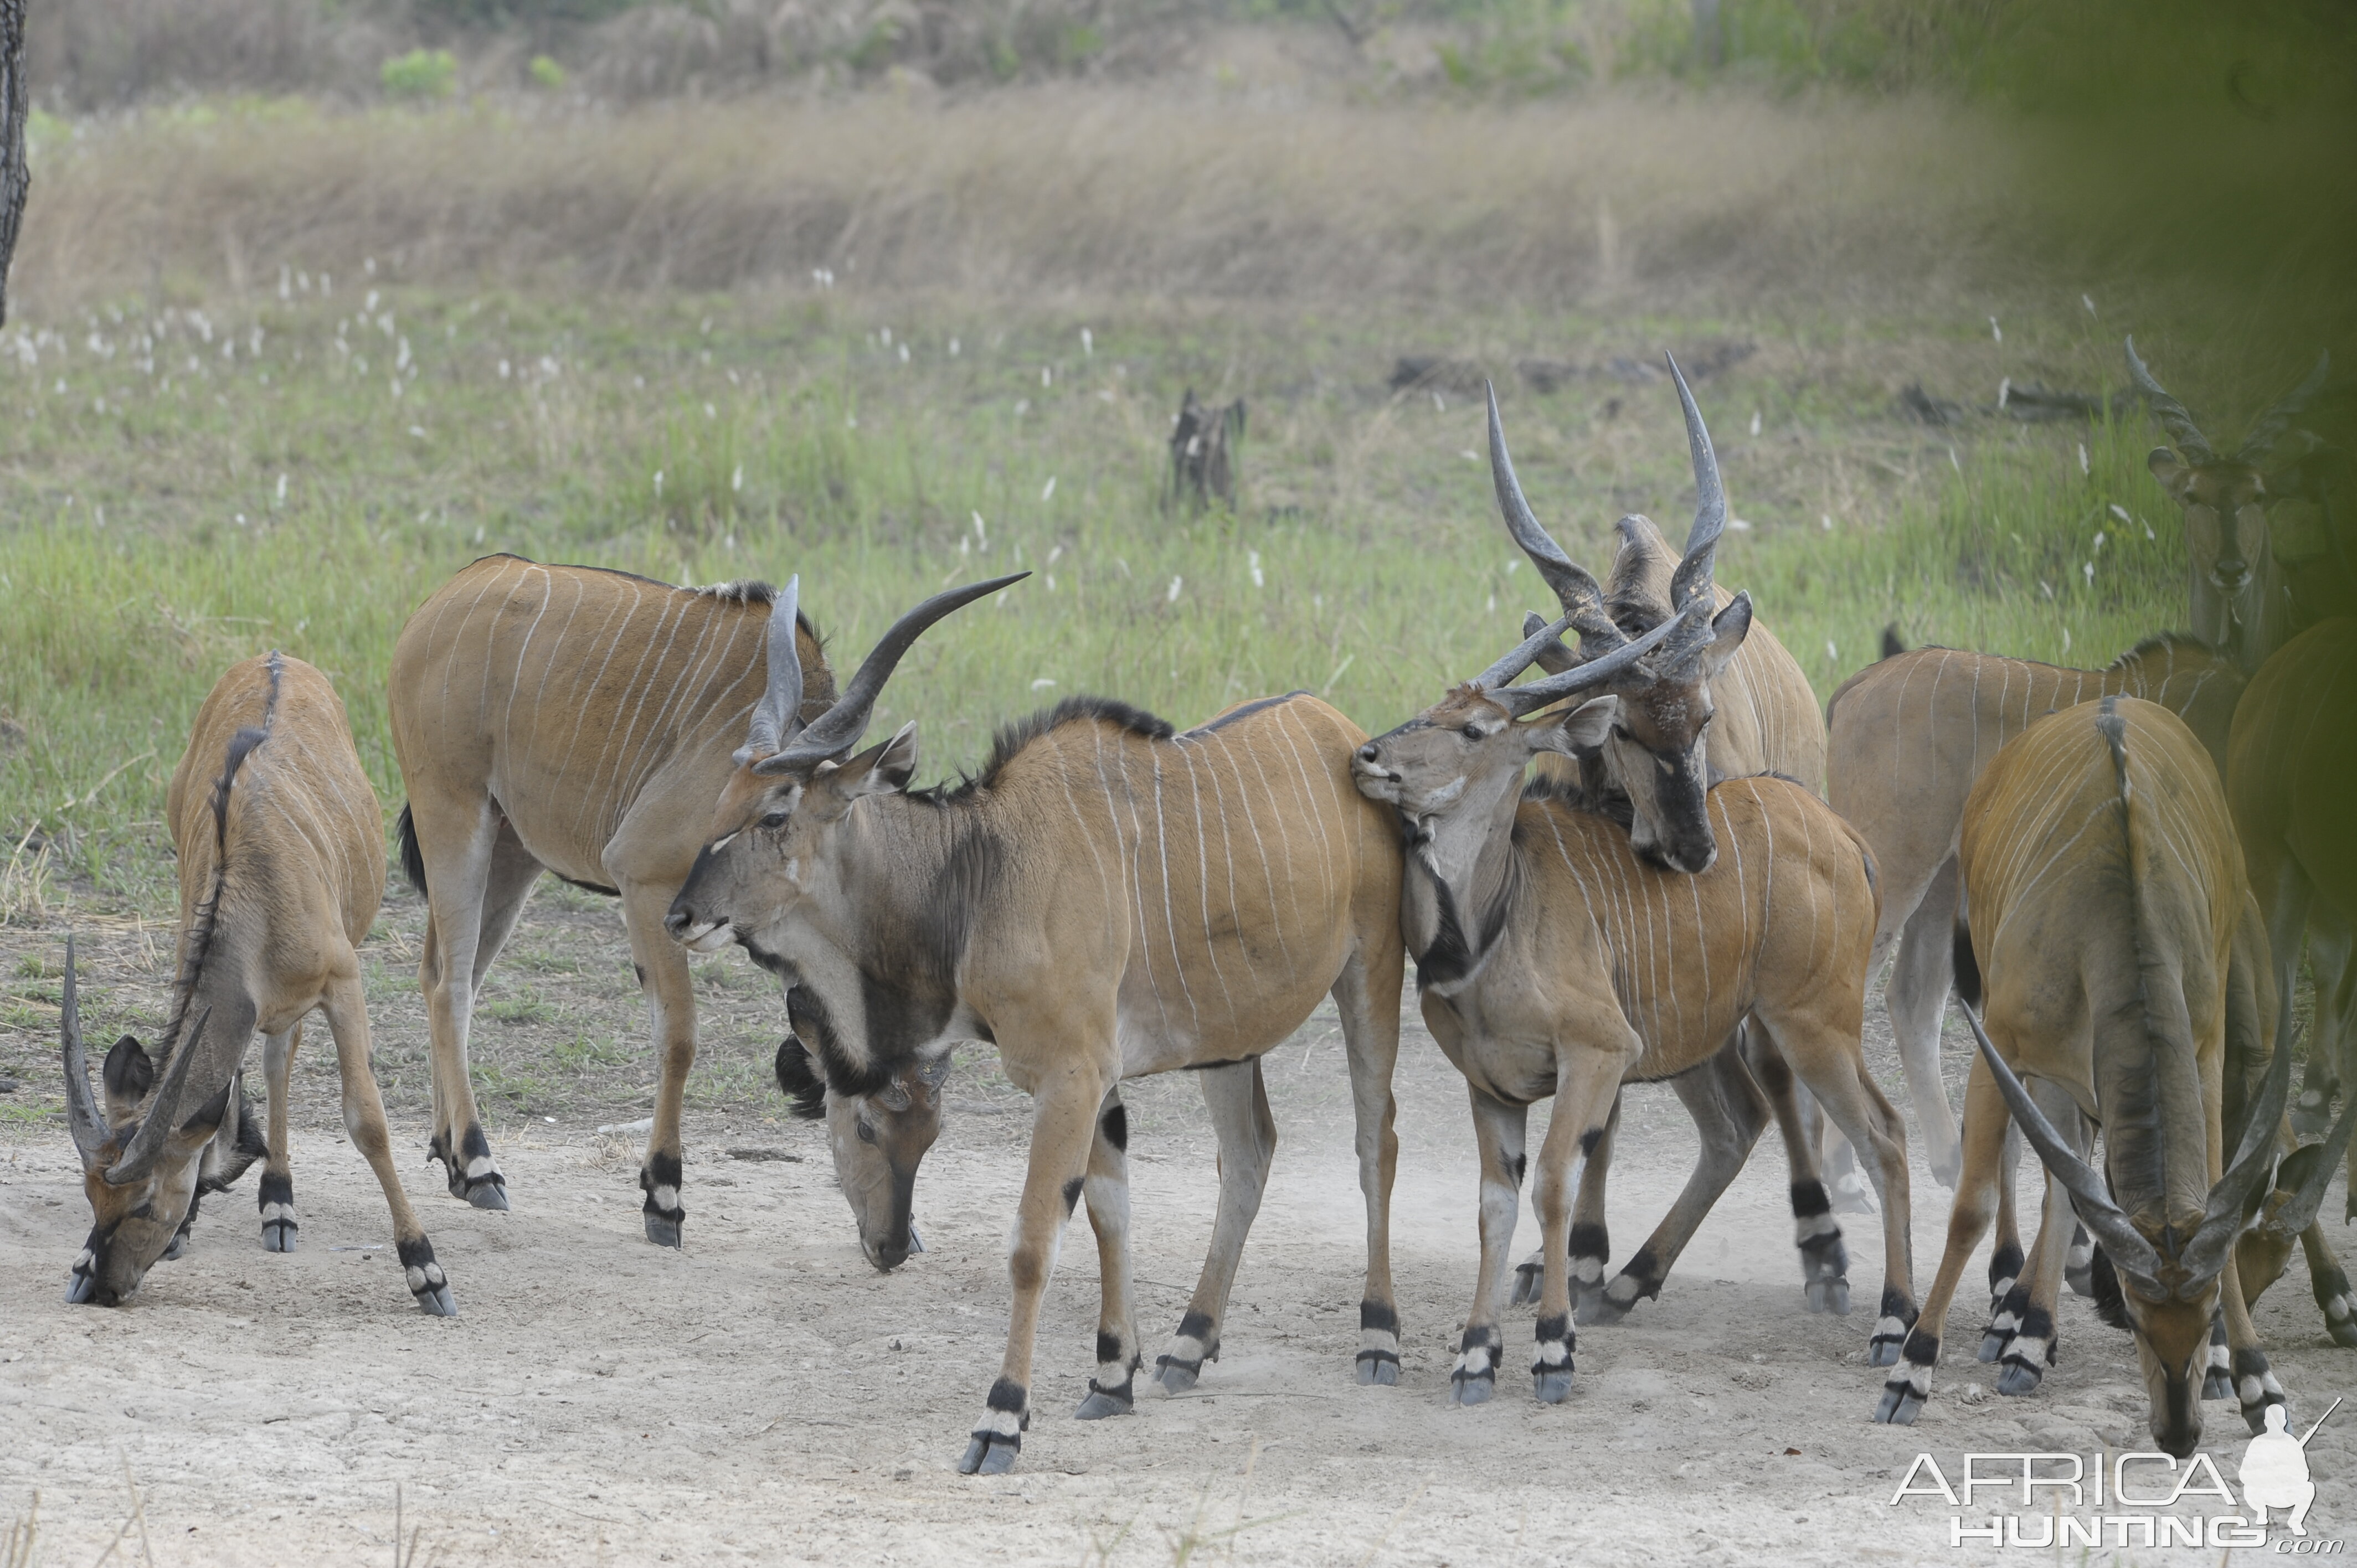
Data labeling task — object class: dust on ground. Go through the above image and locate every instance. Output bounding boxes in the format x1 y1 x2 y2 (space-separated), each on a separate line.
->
4 888 2355 1566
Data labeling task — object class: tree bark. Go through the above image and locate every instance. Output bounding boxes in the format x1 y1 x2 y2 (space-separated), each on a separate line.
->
0 0 27 327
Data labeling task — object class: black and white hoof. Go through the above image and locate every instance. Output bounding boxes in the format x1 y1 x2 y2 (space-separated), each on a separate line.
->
959 1379 1028 1476
1531 1314 1574 1404
1451 1325 1501 1406
1978 1283 2026 1363
2062 1227 2094 1298
1558 1223 1608 1317
1078 1335 1139 1419
1793 1182 1851 1315
1994 1306 2054 1397
1868 1286 1916 1368
258 1172 299 1252
2293 1087 2335 1139
2202 1312 2232 1401
430 1126 509 1210
1872 1331 1938 1425
2234 1348 2287 1434
2313 1265 2357 1348
1356 1301 1401 1386
1153 1311 1217 1395
640 1152 685 1249
398 1236 457 1317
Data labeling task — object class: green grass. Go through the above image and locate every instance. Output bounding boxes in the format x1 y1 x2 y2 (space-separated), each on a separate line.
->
0 285 2192 915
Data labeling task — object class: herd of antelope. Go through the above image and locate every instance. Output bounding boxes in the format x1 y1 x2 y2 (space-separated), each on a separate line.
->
51 341 2354 1473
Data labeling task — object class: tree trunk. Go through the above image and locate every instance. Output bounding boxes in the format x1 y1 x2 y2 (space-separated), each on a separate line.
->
0 0 28 327
1693 0 1724 70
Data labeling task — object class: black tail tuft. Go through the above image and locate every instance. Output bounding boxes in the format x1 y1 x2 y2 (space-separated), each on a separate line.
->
1951 921 1983 1010
1881 625 1906 660
2090 1245 2131 1331
395 803 428 896
774 1034 828 1121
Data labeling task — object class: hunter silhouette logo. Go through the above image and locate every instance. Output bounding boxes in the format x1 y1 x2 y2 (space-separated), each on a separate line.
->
1890 1398 2345 1549
2243 1397 2339 1538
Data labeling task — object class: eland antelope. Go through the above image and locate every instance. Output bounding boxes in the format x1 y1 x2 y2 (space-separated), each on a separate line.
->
2127 337 2330 675
63 653 454 1315
666 575 1417 1476
387 555 835 1244
1875 696 2311 1456
2231 619 2357 1218
1351 610 1915 1405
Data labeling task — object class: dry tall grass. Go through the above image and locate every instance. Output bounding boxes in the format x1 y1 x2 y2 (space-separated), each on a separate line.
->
8 87 2021 317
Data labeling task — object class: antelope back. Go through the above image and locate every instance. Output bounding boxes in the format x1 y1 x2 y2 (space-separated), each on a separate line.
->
388 555 835 874
1960 696 2243 1237
1514 775 1874 1074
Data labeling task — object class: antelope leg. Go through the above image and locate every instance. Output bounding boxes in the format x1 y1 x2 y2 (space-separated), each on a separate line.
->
958 1064 1107 1477
1452 1086 1527 1408
1152 1061 1275 1395
1747 1024 1850 1316
1877 1053 2011 1421
621 880 700 1248
258 1025 300 1253
1331 948 1406 1386
1075 1090 1140 1419
322 971 453 1316
1531 1048 1633 1403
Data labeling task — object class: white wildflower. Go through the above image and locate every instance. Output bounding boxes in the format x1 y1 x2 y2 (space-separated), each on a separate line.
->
1166 576 1183 604
1248 549 1263 589
1041 476 1056 502
1080 328 1093 357
731 465 744 493
1031 678 1057 692
1750 410 1762 436
2077 443 2089 476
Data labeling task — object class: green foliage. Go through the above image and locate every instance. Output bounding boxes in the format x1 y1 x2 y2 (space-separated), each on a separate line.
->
380 49 459 102
528 55 568 91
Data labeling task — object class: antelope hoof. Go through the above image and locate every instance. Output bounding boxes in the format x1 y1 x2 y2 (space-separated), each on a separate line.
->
1531 1317 1573 1403
2315 1271 2357 1347
1075 1380 1134 1421
263 1220 299 1252
1510 1261 1542 1306
1867 1295 1917 1368
1533 1368 1573 1404
465 1177 510 1211
640 1154 683 1245
1979 1288 2025 1363
1356 1352 1399 1386
2234 1349 2284 1432
2203 1317 2232 1401
1995 1359 2044 1397
958 1435 1020 1476
400 1239 456 1316
1452 1328 1500 1405
1805 1277 1851 1316
1929 1149 1963 1192
1582 1274 1644 1327
431 1127 507 1208
1152 1356 1201 1394
1451 1372 1495 1406
161 1231 190 1262
2293 1089 2334 1138
1830 1171 1876 1215
1874 1360 1931 1425
259 1174 298 1250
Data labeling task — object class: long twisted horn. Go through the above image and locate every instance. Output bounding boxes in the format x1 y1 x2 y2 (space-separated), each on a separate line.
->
754 572 1028 775
734 574 804 766
1487 595 1704 719
59 933 112 1165
2180 966 2305 1283
2124 337 2217 464
1665 353 1726 618
2236 349 2332 464
1487 383 1623 657
1962 999 2166 1291
101 1005 212 1185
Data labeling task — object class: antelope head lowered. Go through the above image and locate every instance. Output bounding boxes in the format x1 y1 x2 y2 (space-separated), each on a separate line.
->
2126 337 2330 673
1486 360 1753 874
668 572 1027 1272
62 937 252 1305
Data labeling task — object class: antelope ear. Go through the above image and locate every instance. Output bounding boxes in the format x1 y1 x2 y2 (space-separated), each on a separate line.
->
811 723 920 814
104 1035 155 1111
1698 591 1752 681
1546 697 1617 759
2148 446 2194 497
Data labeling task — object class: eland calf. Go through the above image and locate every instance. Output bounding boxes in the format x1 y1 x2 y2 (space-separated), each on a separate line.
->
64 653 453 1316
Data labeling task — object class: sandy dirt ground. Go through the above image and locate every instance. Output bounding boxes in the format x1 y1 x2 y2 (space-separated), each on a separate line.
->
6 893 2357 1567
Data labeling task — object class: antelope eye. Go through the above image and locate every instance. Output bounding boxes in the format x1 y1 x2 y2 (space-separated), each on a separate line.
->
760 809 791 829
1459 725 1484 740
856 1120 878 1145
